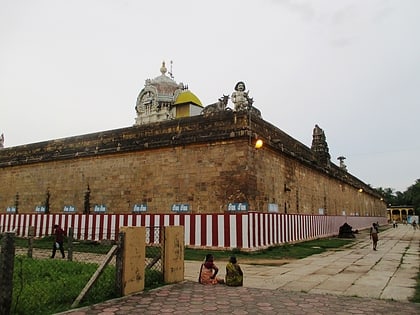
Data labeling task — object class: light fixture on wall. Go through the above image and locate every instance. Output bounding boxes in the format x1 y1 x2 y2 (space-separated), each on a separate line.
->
255 139 263 149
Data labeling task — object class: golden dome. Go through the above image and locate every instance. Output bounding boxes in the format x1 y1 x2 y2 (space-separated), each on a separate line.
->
174 90 203 107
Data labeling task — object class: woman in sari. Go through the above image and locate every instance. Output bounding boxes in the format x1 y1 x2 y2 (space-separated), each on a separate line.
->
199 254 224 284
225 256 243 286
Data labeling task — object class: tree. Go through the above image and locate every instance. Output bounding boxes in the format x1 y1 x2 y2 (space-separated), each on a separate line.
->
375 179 420 215
405 179 420 215
375 187 398 206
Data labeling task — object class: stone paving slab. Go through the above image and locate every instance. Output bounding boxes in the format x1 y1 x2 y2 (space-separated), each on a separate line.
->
381 286 417 301
59 226 420 314
184 226 419 303
59 282 420 315
345 284 382 299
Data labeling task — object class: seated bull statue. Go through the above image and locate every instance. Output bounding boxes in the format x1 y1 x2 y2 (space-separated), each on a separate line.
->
201 95 230 117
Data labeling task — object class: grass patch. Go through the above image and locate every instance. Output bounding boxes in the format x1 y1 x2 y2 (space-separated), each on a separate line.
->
12 255 117 315
185 237 354 262
410 264 420 303
11 255 164 315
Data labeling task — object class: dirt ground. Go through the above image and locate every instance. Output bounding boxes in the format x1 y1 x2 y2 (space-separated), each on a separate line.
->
232 258 293 266
14 247 294 267
14 229 372 266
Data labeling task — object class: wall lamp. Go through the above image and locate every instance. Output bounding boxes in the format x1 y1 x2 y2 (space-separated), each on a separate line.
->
255 139 263 149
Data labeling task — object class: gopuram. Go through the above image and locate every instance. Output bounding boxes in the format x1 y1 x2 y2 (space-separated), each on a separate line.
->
0 62 386 217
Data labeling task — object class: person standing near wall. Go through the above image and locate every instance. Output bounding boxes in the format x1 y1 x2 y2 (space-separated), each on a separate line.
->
51 224 66 259
370 222 379 251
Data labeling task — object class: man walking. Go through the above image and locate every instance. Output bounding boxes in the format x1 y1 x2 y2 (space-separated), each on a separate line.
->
51 224 66 259
370 222 379 251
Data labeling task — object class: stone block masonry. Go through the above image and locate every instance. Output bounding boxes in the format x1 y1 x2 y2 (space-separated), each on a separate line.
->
0 112 385 216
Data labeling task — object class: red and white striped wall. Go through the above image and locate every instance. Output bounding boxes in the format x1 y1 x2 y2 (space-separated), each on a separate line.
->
0 213 387 250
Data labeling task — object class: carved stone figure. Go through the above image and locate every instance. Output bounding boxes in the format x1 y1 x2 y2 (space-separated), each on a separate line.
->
231 81 250 111
201 95 230 117
337 156 347 171
0 133 4 148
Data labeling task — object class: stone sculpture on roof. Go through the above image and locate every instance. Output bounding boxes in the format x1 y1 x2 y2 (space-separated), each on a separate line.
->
311 124 331 166
337 156 348 172
231 81 251 112
230 81 262 118
201 95 230 117
134 65 264 125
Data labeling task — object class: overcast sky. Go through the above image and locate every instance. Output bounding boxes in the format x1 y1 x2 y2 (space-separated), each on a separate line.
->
1 0 419 192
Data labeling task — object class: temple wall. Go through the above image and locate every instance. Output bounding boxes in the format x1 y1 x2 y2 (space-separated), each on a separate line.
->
0 112 386 216
249 146 385 216
0 142 236 213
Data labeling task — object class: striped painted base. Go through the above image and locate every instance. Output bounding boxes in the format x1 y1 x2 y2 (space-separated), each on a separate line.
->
0 213 387 250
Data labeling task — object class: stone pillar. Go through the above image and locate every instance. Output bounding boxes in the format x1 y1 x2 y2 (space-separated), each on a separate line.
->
119 226 146 295
163 226 184 283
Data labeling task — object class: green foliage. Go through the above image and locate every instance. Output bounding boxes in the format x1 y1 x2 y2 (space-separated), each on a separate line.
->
11 256 164 314
375 179 420 214
145 269 164 289
11 256 116 315
184 238 353 262
406 179 420 215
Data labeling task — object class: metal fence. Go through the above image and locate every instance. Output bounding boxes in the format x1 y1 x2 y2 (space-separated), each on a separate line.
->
145 226 163 273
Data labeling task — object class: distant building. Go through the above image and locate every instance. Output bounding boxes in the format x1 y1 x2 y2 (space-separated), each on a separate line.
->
387 205 415 222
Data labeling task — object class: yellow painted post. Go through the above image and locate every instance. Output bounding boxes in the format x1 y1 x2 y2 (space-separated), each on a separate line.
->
163 226 184 283
120 226 146 295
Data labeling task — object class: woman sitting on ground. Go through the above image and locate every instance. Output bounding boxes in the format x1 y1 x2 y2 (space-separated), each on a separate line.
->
225 256 243 286
199 254 224 284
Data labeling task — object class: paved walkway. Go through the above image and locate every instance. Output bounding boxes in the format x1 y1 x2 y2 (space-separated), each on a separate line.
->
60 225 420 314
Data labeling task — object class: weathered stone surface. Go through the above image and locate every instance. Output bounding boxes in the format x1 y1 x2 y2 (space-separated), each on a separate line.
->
0 112 385 214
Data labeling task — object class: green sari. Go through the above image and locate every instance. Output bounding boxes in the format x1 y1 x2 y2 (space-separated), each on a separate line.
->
225 262 243 286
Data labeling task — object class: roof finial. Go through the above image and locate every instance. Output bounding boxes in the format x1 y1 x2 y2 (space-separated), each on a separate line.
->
160 61 167 75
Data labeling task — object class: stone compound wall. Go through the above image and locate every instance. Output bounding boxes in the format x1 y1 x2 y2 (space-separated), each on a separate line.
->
0 112 386 216
252 149 385 216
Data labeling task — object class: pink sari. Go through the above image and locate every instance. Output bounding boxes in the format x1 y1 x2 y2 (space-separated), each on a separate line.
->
199 264 219 284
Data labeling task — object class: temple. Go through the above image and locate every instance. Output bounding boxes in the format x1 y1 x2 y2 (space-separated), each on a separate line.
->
0 62 386 218
134 62 203 125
